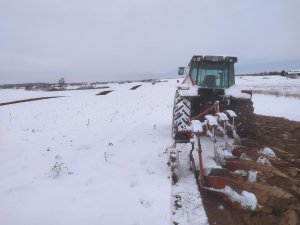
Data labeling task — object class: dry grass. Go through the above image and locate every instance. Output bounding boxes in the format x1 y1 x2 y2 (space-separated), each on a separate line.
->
253 89 300 99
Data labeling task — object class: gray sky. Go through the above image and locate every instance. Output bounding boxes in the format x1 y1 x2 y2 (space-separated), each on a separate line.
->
0 0 300 84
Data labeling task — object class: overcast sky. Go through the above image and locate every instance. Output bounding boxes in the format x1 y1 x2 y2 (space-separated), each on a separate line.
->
0 0 299 84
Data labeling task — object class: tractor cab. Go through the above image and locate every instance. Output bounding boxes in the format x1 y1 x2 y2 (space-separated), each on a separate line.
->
179 55 237 89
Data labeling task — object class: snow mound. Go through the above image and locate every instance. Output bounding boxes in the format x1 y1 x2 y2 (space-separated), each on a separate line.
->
225 110 237 117
191 120 203 132
257 156 271 166
234 169 248 176
225 85 251 99
258 147 277 159
208 186 257 210
248 170 258 183
205 115 218 126
215 146 235 165
216 112 229 121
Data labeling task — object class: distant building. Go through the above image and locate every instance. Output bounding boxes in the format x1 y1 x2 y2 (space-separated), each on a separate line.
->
287 70 300 78
287 70 300 75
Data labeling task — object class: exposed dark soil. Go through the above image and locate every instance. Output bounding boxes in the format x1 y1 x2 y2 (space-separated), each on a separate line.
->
202 114 300 225
0 96 64 106
130 85 142 90
96 90 114 95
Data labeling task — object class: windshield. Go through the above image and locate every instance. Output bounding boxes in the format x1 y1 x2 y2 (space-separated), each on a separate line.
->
190 62 230 88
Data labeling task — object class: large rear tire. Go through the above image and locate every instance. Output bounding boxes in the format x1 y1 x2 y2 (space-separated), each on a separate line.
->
172 90 191 141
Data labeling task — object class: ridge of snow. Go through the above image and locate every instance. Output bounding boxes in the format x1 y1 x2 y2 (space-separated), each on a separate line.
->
207 186 257 210
225 85 251 99
257 156 271 166
258 147 277 159
171 143 208 225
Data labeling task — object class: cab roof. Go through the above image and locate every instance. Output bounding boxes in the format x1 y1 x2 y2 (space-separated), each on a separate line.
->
189 55 238 66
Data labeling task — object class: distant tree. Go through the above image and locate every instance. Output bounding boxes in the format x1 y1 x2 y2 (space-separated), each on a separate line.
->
281 70 286 76
25 85 33 90
58 78 65 87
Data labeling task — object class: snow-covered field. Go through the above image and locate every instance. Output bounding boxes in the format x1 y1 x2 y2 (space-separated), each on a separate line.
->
0 81 175 225
236 75 300 97
252 94 300 121
235 75 300 121
0 75 300 225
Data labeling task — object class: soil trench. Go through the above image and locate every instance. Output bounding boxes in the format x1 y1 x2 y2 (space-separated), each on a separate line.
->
202 114 300 225
0 96 64 106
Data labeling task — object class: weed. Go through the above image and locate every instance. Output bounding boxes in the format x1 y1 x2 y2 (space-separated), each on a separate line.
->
51 155 72 178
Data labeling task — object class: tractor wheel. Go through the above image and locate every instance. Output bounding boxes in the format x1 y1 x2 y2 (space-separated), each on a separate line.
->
172 90 180 138
172 90 191 141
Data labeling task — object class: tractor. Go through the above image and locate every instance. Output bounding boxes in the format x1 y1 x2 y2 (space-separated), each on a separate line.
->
170 55 257 217
173 55 254 142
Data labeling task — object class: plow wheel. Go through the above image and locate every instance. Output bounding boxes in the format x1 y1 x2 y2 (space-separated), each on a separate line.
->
229 97 254 138
172 90 191 142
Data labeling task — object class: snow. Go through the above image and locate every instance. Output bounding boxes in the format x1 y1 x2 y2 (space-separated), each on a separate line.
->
235 75 300 97
0 89 65 103
257 156 271 166
224 110 237 118
171 144 208 225
234 170 248 177
252 94 300 121
258 147 277 159
225 85 251 99
0 74 299 224
239 191 257 210
234 170 258 183
191 120 203 132
235 75 300 121
199 137 221 169
248 170 258 183
0 81 176 225
214 146 235 166
240 153 252 160
216 112 229 121
206 186 257 210
204 115 218 126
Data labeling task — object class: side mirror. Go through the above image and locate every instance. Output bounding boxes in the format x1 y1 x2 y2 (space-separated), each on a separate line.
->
178 67 185 75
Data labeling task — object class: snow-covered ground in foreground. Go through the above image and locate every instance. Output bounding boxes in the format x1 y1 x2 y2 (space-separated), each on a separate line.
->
1 75 300 225
0 81 176 225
